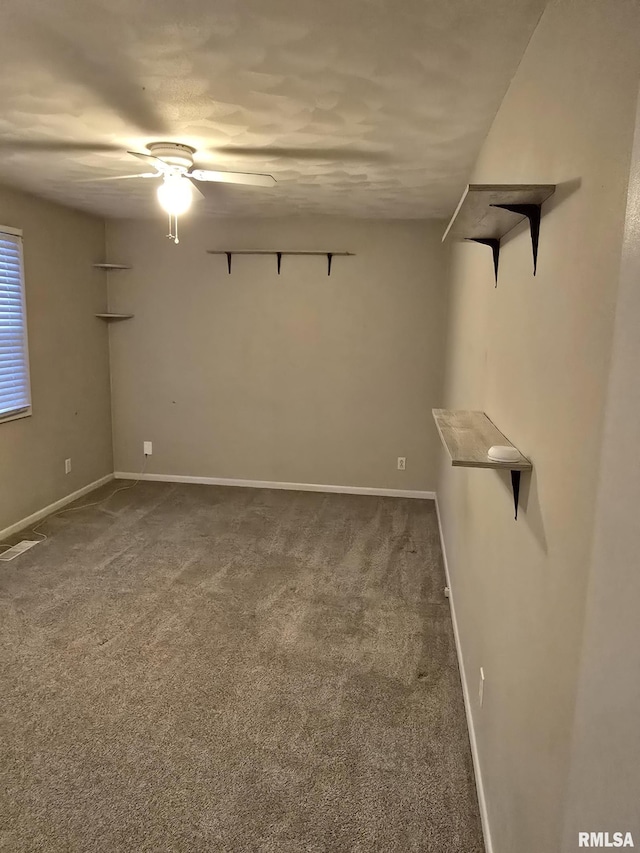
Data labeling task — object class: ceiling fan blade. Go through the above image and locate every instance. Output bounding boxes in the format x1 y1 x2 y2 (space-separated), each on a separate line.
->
75 173 161 182
128 151 168 170
216 146 390 163
9 14 168 136
0 139 122 153
189 169 276 188
185 177 206 199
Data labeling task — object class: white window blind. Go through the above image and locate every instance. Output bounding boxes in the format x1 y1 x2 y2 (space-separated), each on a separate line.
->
0 227 31 420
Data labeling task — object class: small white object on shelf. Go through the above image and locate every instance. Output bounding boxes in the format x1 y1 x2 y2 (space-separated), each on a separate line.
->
488 445 521 463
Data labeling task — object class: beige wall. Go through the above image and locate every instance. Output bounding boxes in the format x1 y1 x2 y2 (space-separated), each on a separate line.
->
107 217 448 491
561 84 640 849
0 185 113 533
436 1 640 852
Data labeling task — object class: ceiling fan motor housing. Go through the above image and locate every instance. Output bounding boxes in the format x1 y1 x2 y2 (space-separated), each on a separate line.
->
146 142 195 172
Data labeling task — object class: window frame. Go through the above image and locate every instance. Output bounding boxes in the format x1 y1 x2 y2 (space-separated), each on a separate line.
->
0 224 32 424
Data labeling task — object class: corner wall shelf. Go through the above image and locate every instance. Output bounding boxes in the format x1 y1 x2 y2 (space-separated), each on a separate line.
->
207 249 355 276
442 184 556 284
432 408 532 519
92 262 133 319
95 313 134 321
92 263 132 270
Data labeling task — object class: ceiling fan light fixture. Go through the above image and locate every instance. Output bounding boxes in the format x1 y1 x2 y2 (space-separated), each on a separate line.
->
157 175 192 215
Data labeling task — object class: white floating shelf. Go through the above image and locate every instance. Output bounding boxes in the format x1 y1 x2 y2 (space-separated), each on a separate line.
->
95 313 134 321
92 263 132 270
433 408 531 519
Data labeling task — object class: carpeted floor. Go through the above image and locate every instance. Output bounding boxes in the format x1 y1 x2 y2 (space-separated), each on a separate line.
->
0 482 484 853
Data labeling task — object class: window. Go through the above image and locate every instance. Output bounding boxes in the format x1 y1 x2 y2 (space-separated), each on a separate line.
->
0 226 31 422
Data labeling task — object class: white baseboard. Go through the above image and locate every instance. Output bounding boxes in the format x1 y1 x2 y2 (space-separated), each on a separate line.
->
0 473 114 542
435 494 494 853
114 471 435 500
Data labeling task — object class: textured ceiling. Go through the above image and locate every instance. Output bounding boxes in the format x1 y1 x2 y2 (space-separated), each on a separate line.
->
0 0 545 219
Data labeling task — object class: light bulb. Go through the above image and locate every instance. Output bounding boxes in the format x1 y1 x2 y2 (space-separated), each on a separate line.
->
157 176 192 215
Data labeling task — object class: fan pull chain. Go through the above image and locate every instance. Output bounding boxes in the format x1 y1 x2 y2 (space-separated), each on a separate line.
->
166 214 180 244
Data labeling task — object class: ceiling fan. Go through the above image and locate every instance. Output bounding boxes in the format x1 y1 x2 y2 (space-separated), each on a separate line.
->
1 13 392 244
99 142 276 244
0 133 389 244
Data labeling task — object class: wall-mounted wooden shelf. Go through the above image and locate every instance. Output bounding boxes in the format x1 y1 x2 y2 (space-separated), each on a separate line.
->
95 313 134 321
92 263 132 270
442 184 556 283
433 408 532 519
207 249 354 276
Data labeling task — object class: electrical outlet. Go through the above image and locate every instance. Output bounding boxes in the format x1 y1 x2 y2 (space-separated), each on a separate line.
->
397 456 406 470
144 441 153 456
64 458 72 475
479 667 485 707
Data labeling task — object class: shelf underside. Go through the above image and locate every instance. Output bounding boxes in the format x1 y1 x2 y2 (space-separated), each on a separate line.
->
95 313 134 320
206 250 353 256
432 409 531 471
207 249 354 275
93 263 131 270
442 184 556 242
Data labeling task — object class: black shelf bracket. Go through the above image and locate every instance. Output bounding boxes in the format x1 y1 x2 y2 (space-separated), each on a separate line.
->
467 238 501 285
491 203 542 274
208 249 353 275
510 470 521 520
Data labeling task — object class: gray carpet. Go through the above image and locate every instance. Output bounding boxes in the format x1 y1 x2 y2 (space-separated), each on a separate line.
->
0 482 484 853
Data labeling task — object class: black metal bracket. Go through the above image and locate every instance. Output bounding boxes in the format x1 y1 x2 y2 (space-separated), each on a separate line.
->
491 203 542 275
209 250 353 276
467 238 500 285
510 470 521 520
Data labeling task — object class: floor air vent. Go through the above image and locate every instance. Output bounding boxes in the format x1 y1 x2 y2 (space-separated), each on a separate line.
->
0 540 40 561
